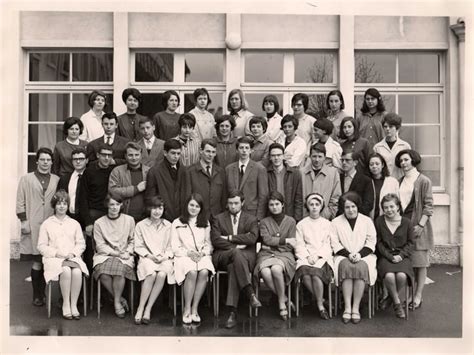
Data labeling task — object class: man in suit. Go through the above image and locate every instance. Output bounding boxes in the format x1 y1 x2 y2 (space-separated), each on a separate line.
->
145 138 186 222
86 112 130 165
108 141 150 222
225 136 268 221
211 191 262 329
184 139 227 220
339 149 374 216
137 116 165 167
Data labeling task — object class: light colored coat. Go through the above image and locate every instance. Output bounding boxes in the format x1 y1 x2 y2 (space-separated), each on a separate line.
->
16 172 60 255
373 137 411 180
330 214 377 285
37 215 89 282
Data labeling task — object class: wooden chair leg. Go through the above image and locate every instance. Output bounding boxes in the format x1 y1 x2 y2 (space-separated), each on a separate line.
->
129 280 134 316
295 280 300 317
90 276 94 311
334 286 338 317
47 282 52 319
405 282 409 321
287 282 292 319
368 286 372 319
83 276 87 317
97 279 101 319
328 282 333 318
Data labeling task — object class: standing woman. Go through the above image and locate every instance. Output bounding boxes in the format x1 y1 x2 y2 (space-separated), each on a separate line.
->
212 115 239 169
53 117 88 177
262 95 283 142
227 89 254 137
93 194 136 318
325 90 348 142
153 90 181 141
134 196 175 325
294 193 334 320
356 88 386 149
331 192 377 324
254 191 297 320
117 88 147 141
339 116 372 174
395 149 434 310
189 88 216 141
368 153 399 219
171 193 215 324
278 114 307 168
79 90 107 142
375 194 415 319
37 190 89 319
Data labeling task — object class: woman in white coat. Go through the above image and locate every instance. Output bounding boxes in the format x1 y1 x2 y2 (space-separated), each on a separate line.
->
171 193 215 324
331 191 377 324
37 190 89 320
134 196 174 325
295 193 334 320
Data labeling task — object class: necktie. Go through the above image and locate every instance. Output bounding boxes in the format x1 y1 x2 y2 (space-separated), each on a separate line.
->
233 215 237 226
75 174 82 213
106 136 112 145
239 164 245 181
206 165 211 177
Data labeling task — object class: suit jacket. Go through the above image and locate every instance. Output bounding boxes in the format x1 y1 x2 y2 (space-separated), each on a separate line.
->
58 172 84 227
138 137 165 167
87 135 130 165
339 170 374 216
225 160 268 220
145 159 186 222
184 162 227 218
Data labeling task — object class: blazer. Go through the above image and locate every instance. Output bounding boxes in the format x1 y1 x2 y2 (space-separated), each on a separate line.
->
339 171 374 216
184 162 227 218
267 164 303 222
138 137 165 167
225 160 268 220
87 135 130 165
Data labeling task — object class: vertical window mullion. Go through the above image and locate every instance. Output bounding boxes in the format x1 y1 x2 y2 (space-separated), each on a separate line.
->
283 53 294 84
174 52 185 84
69 53 73 82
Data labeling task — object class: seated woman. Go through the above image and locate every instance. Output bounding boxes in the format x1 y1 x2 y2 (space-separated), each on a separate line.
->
92 194 136 318
294 193 334 320
37 190 89 320
134 196 175 325
171 193 215 324
331 191 377 324
254 191 297 321
375 194 414 319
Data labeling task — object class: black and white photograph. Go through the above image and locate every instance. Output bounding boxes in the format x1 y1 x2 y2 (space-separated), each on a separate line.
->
1 0 472 353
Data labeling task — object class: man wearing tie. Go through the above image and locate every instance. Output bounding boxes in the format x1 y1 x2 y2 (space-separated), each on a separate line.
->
137 116 164 167
211 191 261 329
86 112 129 165
225 136 268 221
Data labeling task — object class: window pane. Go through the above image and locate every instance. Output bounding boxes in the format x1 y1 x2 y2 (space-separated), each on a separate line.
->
29 53 69 81
294 53 334 83
28 155 38 173
355 53 396 83
398 95 439 124
28 124 62 153
399 53 439 83
140 93 164 118
418 156 440 186
184 93 224 118
28 93 69 122
354 94 396 116
184 53 224 82
72 93 113 118
399 125 440 155
135 53 174 82
307 94 328 119
244 53 283 83
72 53 113 81
245 93 284 117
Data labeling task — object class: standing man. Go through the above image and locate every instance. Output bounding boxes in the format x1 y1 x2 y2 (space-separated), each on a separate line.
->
291 93 316 148
87 112 130 165
145 139 186 222
267 143 303 222
137 116 165 167
16 147 60 306
109 141 150 222
312 116 343 172
211 191 262 329
225 136 268 221
301 143 341 220
184 139 227 219
117 88 147 141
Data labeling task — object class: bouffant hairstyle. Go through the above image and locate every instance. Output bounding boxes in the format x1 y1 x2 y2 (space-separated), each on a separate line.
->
382 112 402 130
313 117 334 136
88 90 107 108
395 149 422 168
121 88 142 104
63 116 84 136
368 153 390 177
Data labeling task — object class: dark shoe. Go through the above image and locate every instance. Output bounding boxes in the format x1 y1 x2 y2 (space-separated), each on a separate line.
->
279 307 288 321
351 312 361 324
72 312 81 320
393 303 406 319
249 294 262 308
225 312 237 329
62 313 73 320
342 311 351 324
142 317 150 325
32 297 44 307
379 296 392 311
134 317 142 325
115 306 126 318
318 307 330 320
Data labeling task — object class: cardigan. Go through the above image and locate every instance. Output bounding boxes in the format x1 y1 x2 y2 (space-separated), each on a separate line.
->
53 139 88 177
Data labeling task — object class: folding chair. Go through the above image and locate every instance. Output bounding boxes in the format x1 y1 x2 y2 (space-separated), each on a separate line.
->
47 275 88 318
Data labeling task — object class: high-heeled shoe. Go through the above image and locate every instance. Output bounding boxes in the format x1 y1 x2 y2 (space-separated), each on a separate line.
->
279 307 288 321
409 299 423 310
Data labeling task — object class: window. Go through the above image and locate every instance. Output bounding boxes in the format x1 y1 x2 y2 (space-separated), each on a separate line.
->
354 51 444 188
26 51 114 171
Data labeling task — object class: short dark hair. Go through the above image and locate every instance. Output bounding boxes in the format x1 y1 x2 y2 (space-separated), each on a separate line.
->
236 136 254 149
381 193 403 215
102 111 118 123
395 149 422 168
164 138 182 151
70 147 87 158
88 90 107 108
228 190 245 202
51 189 70 209
291 93 309 111
138 116 154 126
262 95 280 114
267 190 285 207
63 116 84 136
215 114 236 132
338 191 362 214
178 113 196 128
361 88 385 114
326 90 345 110
281 114 299 130
268 142 285 154
201 138 217 150
36 147 53 161
97 144 114 155
368 153 390 177
180 193 208 228
382 112 402 130
162 90 180 108
122 88 142 104
310 142 326 156
193 88 211 106
144 196 165 218
249 116 268 133
339 116 360 140
341 149 359 162
313 117 334 136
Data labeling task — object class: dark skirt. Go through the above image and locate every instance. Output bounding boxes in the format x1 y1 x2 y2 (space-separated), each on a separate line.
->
93 257 136 281
254 249 296 285
338 259 369 285
294 263 333 285
20 254 42 262
377 257 415 284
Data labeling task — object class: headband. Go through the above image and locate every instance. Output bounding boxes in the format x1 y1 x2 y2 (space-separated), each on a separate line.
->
306 193 324 206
